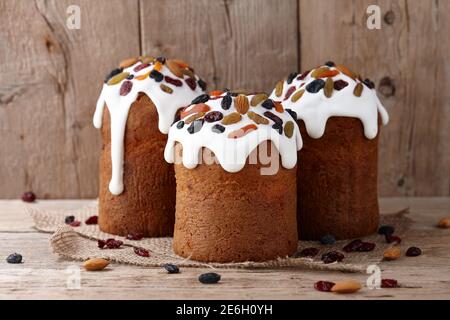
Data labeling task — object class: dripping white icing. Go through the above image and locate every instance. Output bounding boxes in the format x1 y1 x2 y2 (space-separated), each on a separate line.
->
269 66 389 139
93 59 205 195
164 94 303 172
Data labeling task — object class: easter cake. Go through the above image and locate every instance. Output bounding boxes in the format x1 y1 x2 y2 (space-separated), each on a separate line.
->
164 91 302 262
94 56 206 237
270 62 389 240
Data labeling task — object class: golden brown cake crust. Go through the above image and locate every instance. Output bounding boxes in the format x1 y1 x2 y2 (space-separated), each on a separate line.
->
98 93 175 237
297 116 380 240
173 144 298 263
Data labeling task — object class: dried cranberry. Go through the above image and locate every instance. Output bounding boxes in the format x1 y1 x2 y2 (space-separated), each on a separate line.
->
314 281 335 292
185 78 197 90
198 272 221 284
385 235 402 244
21 191 36 203
321 251 344 264
320 234 336 245
85 216 98 225
69 221 81 227
261 99 275 110
221 95 232 110
198 79 207 91
119 80 133 96
333 80 348 91
406 247 422 257
6 253 23 264
133 63 150 72
126 233 144 241
98 240 106 249
357 242 376 252
163 263 180 274
191 94 210 104
165 76 183 87
381 279 398 288
204 111 223 123
284 86 296 100
212 124 225 134
104 68 122 83
286 72 298 85
149 70 163 82
65 215 75 225
263 111 283 125
378 225 395 236
134 247 150 257
305 79 325 93
343 239 363 252
297 70 310 81
296 247 319 258
285 108 297 121
99 238 123 249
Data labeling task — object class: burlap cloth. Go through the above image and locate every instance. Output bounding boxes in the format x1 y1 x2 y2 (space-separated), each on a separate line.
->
26 201 411 273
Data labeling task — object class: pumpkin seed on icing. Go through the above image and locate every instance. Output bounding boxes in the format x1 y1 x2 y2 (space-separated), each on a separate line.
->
107 72 130 86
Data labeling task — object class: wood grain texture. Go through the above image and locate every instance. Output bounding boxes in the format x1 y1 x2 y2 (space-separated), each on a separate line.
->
139 0 299 93
299 0 450 197
0 0 140 199
1 198 450 300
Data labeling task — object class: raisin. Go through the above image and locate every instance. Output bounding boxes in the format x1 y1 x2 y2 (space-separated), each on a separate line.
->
320 234 336 245
198 79 207 91
6 253 23 264
296 247 319 258
325 61 336 67
297 70 310 81
21 191 36 203
165 76 183 87
98 240 106 249
187 119 204 134
126 233 144 240
221 95 232 110
286 72 298 85
264 111 283 126
321 251 345 264
272 123 283 134
185 78 197 90
212 124 225 134
378 225 395 236
176 121 185 129
120 80 133 96
134 247 150 257
314 281 335 292
363 78 375 89
306 79 325 93
85 216 98 225
127 74 134 80
156 56 166 64
385 235 402 244
333 80 349 91
204 111 223 123
405 247 422 257
261 99 275 110
357 242 376 252
343 239 363 252
163 263 180 274
149 70 163 82
191 94 210 104
285 108 297 121
65 215 75 225
198 272 221 284
104 68 122 83
69 221 81 227
381 279 398 288
284 86 296 100
226 91 239 97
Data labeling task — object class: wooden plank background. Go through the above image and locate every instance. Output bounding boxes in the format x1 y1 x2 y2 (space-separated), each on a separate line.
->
0 0 449 199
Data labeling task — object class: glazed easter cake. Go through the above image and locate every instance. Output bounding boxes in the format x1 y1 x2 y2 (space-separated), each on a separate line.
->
270 62 389 240
164 91 303 262
94 56 206 237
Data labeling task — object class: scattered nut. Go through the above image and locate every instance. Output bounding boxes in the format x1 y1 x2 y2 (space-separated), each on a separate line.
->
383 247 401 261
83 258 110 271
331 280 362 294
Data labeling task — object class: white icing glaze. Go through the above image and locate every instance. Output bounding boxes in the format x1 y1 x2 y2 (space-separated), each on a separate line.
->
94 58 205 195
269 65 389 139
164 93 303 173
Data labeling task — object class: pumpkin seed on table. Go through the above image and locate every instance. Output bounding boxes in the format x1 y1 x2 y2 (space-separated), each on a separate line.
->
274 81 284 97
160 84 173 94
83 258 110 271
284 121 295 138
324 77 334 98
107 72 130 86
166 60 184 78
247 111 269 125
353 83 364 97
250 93 268 107
291 89 305 102
221 112 242 125
235 94 249 114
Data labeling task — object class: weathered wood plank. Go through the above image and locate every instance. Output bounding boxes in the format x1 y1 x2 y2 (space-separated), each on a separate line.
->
1 198 449 299
140 0 298 93
0 0 140 199
299 0 450 197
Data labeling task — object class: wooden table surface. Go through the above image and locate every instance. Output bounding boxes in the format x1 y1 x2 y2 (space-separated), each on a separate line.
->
1 198 449 300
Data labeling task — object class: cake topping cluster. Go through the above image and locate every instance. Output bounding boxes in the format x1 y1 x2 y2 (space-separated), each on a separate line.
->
270 62 389 140
164 90 303 173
